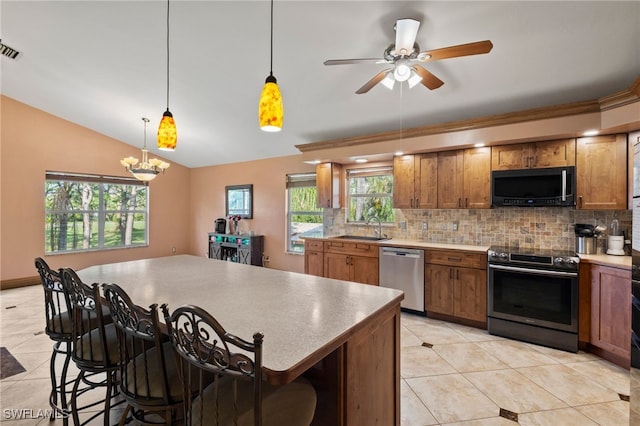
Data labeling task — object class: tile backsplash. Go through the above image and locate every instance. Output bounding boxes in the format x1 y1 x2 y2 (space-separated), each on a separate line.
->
323 207 631 252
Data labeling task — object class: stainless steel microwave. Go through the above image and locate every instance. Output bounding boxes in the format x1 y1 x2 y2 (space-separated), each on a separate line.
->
491 166 575 207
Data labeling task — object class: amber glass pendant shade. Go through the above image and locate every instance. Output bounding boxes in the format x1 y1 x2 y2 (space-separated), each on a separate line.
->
157 109 177 151
259 75 283 132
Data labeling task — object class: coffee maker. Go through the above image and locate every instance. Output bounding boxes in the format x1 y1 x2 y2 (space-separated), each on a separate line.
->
214 218 226 234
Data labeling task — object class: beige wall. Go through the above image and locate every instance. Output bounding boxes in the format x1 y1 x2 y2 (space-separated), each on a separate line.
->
1 95 316 283
189 156 315 273
1 96 191 281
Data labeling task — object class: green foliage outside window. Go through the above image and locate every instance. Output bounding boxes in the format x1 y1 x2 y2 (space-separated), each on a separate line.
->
348 172 395 223
45 176 148 253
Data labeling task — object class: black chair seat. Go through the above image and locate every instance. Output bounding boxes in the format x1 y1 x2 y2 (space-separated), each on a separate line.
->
74 322 120 365
192 375 317 426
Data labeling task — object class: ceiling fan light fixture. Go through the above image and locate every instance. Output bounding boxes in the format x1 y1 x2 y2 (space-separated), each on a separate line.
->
381 71 395 90
393 61 411 82
407 68 423 88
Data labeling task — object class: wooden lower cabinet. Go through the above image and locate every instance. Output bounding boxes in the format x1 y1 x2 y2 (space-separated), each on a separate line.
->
304 239 324 277
324 252 379 285
590 264 631 366
425 249 487 326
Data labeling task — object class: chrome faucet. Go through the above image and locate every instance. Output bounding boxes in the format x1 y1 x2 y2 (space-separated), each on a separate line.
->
366 216 386 239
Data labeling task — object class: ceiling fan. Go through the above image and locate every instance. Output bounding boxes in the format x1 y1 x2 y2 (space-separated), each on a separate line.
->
324 18 493 94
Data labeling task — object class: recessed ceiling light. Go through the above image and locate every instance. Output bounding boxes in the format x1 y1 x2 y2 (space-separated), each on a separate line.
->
583 130 599 136
355 158 368 163
394 151 403 156
474 143 485 148
304 160 321 165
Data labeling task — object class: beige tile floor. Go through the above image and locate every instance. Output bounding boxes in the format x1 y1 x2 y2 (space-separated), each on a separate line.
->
0 285 631 425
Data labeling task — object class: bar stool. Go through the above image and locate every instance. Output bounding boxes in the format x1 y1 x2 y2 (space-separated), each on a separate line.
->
35 257 73 423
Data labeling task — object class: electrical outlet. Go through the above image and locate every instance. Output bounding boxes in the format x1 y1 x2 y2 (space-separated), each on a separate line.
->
400 221 407 230
452 221 459 231
422 222 428 231
171 246 176 254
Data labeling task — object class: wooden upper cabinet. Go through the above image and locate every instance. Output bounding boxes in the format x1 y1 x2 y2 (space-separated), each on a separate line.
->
437 150 464 208
463 147 491 209
438 148 491 209
316 162 342 208
576 134 627 210
393 154 437 209
491 139 576 170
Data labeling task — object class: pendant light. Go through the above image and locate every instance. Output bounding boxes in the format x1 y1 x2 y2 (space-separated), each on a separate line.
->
121 118 170 182
258 0 283 132
157 0 177 150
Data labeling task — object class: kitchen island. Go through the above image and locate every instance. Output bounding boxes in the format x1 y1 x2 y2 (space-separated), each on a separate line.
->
79 254 403 426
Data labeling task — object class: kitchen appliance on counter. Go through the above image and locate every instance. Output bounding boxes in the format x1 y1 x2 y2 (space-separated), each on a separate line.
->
575 223 596 254
379 246 425 314
487 246 579 352
214 218 226 234
607 219 625 255
491 166 575 207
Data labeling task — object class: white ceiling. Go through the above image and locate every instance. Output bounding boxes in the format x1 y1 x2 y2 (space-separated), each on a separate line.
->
2 1 639 168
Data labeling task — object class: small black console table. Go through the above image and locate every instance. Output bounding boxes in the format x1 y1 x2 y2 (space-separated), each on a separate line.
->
208 233 264 266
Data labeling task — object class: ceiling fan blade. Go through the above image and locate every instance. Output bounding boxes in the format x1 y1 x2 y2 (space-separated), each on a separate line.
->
324 58 386 66
395 19 420 55
355 69 390 94
419 40 493 62
412 65 444 90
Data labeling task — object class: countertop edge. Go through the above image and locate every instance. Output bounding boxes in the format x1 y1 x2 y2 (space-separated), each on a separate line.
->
304 236 489 253
578 253 631 269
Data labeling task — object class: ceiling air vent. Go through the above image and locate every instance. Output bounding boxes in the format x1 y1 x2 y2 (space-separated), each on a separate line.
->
0 39 22 60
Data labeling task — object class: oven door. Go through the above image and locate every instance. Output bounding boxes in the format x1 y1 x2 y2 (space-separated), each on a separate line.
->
488 264 578 333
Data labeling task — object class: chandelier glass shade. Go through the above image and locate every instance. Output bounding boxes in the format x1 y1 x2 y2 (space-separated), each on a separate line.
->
258 0 283 132
121 117 170 182
157 0 177 150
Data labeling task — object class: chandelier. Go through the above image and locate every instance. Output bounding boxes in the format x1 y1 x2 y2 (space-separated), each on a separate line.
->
121 117 170 182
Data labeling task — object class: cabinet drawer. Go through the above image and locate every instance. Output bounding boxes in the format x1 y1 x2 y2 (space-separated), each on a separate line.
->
305 239 324 251
426 250 487 269
324 241 378 257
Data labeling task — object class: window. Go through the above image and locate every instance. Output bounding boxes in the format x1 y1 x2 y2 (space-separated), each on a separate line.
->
286 173 323 253
347 167 395 223
45 172 148 254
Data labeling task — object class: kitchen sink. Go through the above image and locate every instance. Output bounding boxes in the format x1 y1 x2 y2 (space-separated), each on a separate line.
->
331 235 390 242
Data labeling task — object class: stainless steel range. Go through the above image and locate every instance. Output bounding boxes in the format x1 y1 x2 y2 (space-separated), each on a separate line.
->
487 246 580 352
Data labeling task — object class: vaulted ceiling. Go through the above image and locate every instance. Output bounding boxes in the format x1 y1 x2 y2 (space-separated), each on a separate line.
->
2 1 639 168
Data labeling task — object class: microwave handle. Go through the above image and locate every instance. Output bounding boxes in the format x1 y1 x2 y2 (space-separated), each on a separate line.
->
562 169 566 202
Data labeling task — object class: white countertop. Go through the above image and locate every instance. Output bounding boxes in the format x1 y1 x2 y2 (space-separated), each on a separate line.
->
578 253 631 269
78 255 403 384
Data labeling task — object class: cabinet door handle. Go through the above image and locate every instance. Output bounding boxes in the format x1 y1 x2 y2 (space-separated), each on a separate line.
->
410 198 413 208
456 269 460 280
579 196 583 208
465 198 468 208
458 198 462 208
449 268 453 279
416 198 419 207
447 257 462 262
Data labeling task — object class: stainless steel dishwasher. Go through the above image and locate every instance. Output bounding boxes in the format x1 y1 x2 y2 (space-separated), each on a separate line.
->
379 246 425 314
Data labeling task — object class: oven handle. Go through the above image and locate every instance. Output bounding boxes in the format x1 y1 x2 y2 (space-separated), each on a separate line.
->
489 263 578 278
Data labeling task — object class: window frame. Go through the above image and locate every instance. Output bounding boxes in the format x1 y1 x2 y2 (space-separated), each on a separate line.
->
346 166 395 224
286 173 322 254
44 171 149 254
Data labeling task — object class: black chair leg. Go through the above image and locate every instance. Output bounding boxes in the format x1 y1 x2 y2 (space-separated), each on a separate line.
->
49 341 72 425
